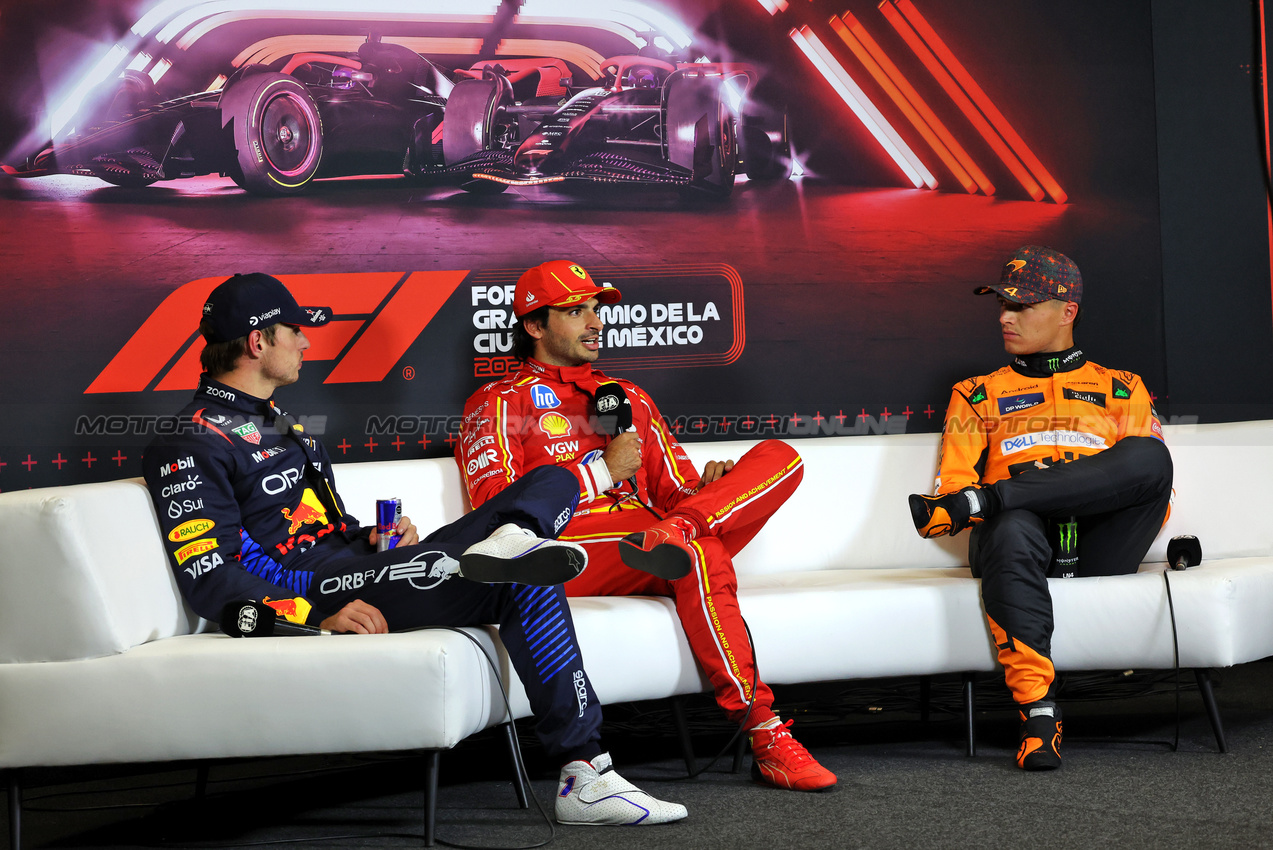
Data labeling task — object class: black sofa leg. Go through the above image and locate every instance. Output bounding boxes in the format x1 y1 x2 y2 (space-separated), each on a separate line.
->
669 696 697 776
1194 669 1228 753
422 750 439 847
500 723 529 809
732 728 748 775
962 673 977 757
194 763 209 800
7 770 19 850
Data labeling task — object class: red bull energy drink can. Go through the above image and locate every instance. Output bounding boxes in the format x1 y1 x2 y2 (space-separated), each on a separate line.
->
376 498 403 552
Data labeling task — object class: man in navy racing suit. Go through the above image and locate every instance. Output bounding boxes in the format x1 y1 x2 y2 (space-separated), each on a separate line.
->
142 272 686 826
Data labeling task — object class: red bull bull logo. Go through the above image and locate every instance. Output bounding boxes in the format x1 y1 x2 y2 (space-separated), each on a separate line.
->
281 488 329 534
263 596 313 624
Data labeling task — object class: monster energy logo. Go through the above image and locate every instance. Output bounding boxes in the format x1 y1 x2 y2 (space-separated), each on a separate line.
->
1047 357 1060 371
1057 519 1078 551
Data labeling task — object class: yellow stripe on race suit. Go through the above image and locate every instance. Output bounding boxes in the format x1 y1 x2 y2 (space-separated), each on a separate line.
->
638 394 692 491
492 396 517 488
708 455 803 530
689 538 751 702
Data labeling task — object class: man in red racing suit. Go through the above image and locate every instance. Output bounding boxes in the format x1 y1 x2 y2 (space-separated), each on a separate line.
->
908 247 1172 771
460 260 836 792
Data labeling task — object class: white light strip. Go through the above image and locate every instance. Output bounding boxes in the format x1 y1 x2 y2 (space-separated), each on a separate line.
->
50 44 131 136
149 58 175 83
127 52 154 71
158 1 500 44
789 26 934 189
134 0 196 36
518 0 692 49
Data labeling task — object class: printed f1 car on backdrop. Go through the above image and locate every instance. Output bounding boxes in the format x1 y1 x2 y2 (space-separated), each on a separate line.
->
0 0 1193 490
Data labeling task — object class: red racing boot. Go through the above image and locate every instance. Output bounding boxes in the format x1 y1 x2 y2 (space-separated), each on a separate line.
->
617 515 698 580
749 718 837 791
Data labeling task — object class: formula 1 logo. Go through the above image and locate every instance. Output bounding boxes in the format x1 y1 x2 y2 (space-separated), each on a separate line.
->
86 271 468 393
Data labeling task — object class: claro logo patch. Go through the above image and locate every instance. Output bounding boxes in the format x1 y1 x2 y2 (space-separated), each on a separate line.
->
86 271 468 393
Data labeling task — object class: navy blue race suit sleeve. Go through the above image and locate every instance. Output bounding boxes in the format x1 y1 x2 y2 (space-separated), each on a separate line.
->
144 436 330 624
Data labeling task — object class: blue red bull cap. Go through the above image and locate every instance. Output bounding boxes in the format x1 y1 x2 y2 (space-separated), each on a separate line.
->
202 273 332 343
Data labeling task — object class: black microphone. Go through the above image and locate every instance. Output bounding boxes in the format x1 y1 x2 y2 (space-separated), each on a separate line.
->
219 600 330 637
1166 535 1202 571
594 382 638 494
594 382 633 436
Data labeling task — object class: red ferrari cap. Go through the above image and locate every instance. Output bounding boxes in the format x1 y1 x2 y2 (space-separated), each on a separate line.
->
514 260 621 318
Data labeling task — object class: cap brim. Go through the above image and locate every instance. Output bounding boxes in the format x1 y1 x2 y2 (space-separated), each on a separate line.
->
973 285 1049 304
281 304 332 327
547 286 622 308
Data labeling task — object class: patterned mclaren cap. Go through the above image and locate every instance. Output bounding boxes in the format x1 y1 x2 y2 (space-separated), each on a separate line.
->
975 246 1082 304
514 260 622 318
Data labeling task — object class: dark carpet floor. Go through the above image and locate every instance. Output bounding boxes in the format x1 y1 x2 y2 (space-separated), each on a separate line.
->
9 659 1273 850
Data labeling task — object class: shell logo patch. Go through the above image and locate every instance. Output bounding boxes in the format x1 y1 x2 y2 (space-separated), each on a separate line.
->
539 411 573 438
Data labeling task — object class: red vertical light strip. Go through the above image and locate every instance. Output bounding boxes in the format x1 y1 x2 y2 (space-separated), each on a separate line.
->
879 0 1043 201
830 14 976 194
893 0 1066 204
1261 0 1273 322
843 12 995 196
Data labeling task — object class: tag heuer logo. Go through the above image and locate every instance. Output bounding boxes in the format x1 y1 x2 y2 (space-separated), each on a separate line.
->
233 422 262 445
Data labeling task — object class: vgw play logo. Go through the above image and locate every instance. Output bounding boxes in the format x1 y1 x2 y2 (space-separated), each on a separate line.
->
85 271 467 393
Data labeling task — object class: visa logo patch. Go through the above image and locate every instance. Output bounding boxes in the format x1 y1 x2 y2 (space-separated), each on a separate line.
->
531 385 561 409
998 392 1045 415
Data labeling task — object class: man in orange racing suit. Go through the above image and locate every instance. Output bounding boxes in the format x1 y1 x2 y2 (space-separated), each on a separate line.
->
459 260 836 792
909 246 1172 771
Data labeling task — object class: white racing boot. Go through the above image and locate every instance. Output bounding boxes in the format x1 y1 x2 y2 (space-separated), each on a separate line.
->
555 752 687 826
459 523 586 586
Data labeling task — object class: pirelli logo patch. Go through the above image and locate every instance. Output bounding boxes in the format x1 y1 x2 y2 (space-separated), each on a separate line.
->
1063 388 1106 408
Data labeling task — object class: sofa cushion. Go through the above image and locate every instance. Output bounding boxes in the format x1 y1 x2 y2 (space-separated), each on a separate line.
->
0 481 193 663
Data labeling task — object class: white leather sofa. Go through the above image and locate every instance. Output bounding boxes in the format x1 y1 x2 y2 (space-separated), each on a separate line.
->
2 421 1271 846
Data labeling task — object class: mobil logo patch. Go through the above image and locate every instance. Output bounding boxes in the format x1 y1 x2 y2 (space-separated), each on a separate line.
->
531 385 561 409
998 392 1045 415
